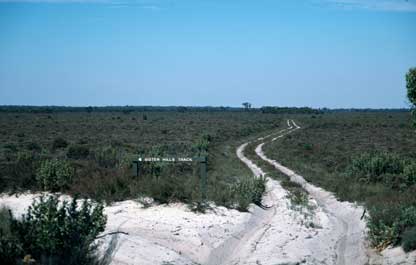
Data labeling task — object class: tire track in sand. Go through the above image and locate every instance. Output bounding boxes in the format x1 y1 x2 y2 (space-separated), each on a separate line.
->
207 120 369 265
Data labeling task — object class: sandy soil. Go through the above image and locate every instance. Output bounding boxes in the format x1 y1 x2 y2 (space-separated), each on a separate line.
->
1 120 415 264
0 193 253 265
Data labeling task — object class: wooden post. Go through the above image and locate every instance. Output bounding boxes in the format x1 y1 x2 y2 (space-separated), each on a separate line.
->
199 156 207 201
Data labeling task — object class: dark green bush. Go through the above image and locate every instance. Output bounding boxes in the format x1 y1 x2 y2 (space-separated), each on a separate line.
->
303 143 313 151
402 226 416 252
52 137 68 149
347 152 404 183
367 205 416 251
0 207 23 265
392 206 416 245
0 232 23 265
37 159 74 191
347 152 416 191
4 143 17 152
26 142 41 152
67 145 90 159
1 151 39 191
146 175 193 204
192 134 211 156
7 195 106 265
382 173 408 191
403 163 416 186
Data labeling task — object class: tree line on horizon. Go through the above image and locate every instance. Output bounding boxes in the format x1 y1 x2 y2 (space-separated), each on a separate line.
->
0 105 411 114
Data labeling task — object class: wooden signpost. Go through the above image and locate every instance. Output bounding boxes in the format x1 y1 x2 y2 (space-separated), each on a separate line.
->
132 156 208 200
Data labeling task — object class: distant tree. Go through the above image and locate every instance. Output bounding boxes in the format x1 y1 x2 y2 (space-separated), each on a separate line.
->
242 102 251 111
406 68 416 126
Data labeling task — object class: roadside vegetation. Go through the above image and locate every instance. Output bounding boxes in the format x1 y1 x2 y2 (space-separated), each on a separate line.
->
263 112 416 251
0 109 284 210
0 195 106 265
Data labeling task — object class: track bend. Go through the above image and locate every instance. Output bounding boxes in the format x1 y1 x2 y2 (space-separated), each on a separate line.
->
207 120 369 265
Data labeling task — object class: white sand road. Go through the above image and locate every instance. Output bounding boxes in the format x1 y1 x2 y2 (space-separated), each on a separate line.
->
210 119 369 265
1 120 415 265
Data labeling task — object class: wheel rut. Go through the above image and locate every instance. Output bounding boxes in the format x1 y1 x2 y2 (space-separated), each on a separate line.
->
206 120 369 265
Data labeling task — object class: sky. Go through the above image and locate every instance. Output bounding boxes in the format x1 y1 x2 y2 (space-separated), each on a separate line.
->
0 0 415 108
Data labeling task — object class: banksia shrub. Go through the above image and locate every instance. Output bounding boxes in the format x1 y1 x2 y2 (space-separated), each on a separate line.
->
8 195 107 265
37 159 74 191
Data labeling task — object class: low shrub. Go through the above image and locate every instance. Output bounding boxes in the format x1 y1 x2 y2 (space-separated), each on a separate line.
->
232 175 266 211
37 159 74 191
367 205 416 251
346 152 416 189
347 152 404 183
303 143 313 151
402 226 416 252
0 207 23 265
192 134 211 156
4 195 106 265
382 174 408 191
392 206 416 245
4 143 17 152
0 232 23 265
403 163 416 186
26 142 41 152
94 146 122 168
52 137 68 149
12 151 39 190
67 145 90 159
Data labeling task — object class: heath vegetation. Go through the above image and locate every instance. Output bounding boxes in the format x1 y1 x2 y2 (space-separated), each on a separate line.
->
263 112 416 251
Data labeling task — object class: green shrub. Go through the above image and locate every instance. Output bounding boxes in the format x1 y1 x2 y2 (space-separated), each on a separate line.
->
0 231 23 265
26 142 41 152
0 207 23 265
232 176 266 211
52 137 68 149
367 205 401 248
67 145 90 159
392 206 416 245
382 173 408 191
8 151 39 190
347 152 404 183
303 143 313 151
146 175 191 204
4 143 17 152
8 195 106 265
367 205 416 250
94 146 122 168
403 163 416 186
402 226 416 252
37 159 74 191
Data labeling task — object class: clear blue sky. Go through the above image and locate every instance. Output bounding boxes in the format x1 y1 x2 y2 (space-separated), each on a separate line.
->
0 0 415 108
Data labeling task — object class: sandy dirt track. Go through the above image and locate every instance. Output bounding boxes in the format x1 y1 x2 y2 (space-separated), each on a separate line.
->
233 119 415 265
213 120 368 265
